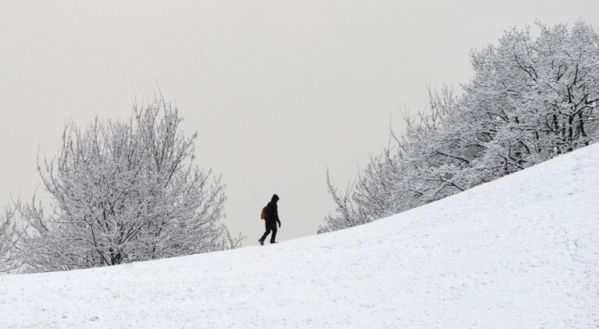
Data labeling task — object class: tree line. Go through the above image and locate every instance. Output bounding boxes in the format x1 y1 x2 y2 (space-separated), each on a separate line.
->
320 22 599 233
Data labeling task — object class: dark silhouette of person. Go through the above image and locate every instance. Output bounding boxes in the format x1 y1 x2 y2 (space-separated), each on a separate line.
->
259 194 281 245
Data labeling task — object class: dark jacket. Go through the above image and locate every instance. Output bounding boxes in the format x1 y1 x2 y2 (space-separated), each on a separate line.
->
264 200 281 226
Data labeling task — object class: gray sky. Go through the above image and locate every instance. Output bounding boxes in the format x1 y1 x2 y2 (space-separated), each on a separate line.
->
0 1 597 245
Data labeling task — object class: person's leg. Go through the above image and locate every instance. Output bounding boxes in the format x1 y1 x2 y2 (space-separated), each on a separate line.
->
270 223 278 243
259 222 271 243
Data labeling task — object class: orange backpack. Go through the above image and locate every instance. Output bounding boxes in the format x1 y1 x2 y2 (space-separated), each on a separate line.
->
260 207 267 220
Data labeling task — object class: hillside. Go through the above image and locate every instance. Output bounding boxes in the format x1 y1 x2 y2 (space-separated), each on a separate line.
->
1 144 598 329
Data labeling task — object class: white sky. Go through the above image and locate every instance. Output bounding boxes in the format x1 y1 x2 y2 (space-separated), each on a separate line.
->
0 1 597 245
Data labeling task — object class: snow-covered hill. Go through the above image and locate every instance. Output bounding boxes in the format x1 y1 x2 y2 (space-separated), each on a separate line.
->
1 144 598 329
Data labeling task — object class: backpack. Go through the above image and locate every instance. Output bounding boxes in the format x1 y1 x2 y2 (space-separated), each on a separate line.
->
260 207 267 220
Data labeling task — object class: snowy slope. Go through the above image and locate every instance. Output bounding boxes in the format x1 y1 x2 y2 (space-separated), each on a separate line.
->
1 144 599 329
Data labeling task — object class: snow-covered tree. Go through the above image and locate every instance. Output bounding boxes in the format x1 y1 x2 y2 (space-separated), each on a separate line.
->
320 21 599 233
18 98 241 272
0 206 17 272
465 22 599 177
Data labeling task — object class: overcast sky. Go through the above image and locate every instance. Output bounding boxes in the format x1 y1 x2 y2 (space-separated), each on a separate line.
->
0 1 597 245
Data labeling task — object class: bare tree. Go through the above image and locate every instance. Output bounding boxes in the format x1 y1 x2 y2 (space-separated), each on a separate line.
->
18 97 242 272
0 206 18 273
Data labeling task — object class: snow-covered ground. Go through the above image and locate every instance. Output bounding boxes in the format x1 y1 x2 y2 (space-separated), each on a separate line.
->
1 144 598 329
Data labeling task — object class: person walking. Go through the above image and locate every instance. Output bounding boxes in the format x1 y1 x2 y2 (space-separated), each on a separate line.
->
259 194 281 245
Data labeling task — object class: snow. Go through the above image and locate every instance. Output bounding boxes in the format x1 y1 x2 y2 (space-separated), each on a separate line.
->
1 144 599 328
